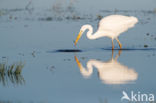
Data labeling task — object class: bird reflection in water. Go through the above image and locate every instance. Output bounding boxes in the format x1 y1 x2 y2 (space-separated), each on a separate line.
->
75 50 138 84
0 61 25 86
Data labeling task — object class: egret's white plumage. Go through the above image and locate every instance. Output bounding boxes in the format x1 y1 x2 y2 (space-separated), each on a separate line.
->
75 51 138 84
74 15 138 49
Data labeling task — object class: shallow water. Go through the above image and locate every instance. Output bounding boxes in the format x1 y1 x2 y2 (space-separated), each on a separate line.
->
1 49 156 103
0 1 156 103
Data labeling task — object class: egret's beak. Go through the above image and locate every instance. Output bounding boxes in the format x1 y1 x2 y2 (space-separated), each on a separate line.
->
74 30 83 46
74 56 82 70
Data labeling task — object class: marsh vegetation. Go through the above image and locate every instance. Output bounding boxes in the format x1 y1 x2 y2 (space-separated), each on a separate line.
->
0 60 25 86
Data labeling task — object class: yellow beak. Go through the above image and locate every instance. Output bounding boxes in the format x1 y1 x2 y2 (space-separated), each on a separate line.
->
74 56 82 71
74 30 83 46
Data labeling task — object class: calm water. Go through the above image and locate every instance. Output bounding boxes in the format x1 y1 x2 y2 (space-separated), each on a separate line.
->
0 1 156 102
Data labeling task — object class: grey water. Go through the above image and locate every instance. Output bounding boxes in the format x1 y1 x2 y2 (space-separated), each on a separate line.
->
0 0 156 103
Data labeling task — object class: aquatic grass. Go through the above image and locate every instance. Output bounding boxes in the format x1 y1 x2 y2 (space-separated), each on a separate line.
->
0 61 25 86
8 63 15 73
0 63 6 73
14 62 25 74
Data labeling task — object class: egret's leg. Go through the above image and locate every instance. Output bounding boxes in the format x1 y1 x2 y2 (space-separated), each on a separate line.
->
74 56 82 71
115 49 122 60
112 39 114 50
116 38 122 49
118 49 122 56
111 49 114 59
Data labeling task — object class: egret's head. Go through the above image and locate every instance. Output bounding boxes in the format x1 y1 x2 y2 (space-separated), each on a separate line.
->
74 25 91 46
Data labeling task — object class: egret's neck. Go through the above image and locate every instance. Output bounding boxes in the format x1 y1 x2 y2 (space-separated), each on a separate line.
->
85 25 96 40
85 25 102 40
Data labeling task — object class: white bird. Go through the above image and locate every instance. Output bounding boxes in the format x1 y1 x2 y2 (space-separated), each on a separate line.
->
74 50 138 84
74 15 138 49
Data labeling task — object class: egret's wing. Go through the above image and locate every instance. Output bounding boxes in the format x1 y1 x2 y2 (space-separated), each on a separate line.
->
98 15 138 34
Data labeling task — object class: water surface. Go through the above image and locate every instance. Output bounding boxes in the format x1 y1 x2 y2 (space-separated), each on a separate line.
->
0 1 156 103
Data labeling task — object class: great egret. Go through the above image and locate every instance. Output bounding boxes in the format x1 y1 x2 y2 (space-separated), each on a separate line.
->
74 50 138 84
74 15 138 49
